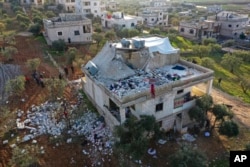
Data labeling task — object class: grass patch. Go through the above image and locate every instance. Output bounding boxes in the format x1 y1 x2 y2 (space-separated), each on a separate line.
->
182 53 250 103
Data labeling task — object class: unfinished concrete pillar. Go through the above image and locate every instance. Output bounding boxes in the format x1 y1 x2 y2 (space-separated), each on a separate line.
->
206 79 213 94
119 107 126 124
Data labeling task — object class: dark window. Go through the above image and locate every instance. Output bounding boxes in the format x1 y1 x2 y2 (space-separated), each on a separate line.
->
74 30 80 35
228 24 232 27
58 32 62 36
189 29 194 34
156 103 163 112
131 23 135 27
180 28 184 32
122 24 126 27
236 24 239 27
152 18 154 21
177 89 184 94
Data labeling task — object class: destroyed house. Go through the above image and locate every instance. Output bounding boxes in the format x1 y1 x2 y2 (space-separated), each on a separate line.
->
82 36 214 132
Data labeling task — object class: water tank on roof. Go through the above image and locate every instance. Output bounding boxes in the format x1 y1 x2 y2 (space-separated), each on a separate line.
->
87 61 98 76
121 38 130 48
132 39 145 49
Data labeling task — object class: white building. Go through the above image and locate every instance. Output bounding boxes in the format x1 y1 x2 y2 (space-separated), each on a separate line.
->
210 11 249 38
75 0 106 17
43 13 92 44
19 0 45 6
207 5 222 14
138 9 168 27
101 12 143 29
82 36 214 132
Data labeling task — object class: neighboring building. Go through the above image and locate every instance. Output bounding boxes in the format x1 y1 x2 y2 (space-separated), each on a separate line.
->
208 11 249 38
75 0 106 17
43 13 92 45
138 9 168 27
178 10 192 16
82 36 214 132
179 19 221 40
19 0 45 6
106 0 119 11
57 0 76 12
206 5 222 14
101 11 143 29
150 0 170 7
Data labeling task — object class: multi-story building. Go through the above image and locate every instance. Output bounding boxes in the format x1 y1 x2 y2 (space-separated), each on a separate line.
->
57 0 76 12
75 0 106 17
43 13 92 44
82 36 214 131
138 9 168 27
208 11 249 38
101 11 143 29
178 19 221 40
106 0 119 11
19 0 45 6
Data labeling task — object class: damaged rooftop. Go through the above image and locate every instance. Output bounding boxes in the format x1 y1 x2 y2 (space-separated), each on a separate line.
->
83 36 214 102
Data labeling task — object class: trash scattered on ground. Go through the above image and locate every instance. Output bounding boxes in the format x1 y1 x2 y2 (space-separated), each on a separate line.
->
158 139 167 145
182 133 196 142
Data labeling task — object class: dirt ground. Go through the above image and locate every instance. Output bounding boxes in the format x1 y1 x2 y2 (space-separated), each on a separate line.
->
1 34 250 167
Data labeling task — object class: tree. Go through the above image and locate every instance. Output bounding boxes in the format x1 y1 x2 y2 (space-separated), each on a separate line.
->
209 44 222 55
128 29 140 38
105 30 116 41
45 11 56 18
114 115 161 160
5 75 26 97
221 53 242 73
169 145 207 167
196 94 213 113
92 33 103 47
211 104 233 128
201 57 215 69
26 58 41 72
1 46 18 61
149 28 161 35
239 76 250 94
52 39 66 52
233 50 250 63
188 106 206 127
219 121 239 137
192 45 211 58
66 47 77 65
0 22 5 34
44 78 67 101
57 4 64 12
202 38 216 46
28 23 41 36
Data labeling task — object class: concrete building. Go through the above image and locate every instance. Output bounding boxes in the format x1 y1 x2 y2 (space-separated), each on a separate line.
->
206 5 222 14
179 19 221 41
138 9 168 27
57 0 76 12
208 11 249 38
106 0 119 11
43 13 92 45
82 36 214 132
101 11 143 29
19 0 45 6
75 0 106 17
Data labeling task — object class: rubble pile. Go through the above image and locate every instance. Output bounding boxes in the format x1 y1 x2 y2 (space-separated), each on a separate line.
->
106 64 198 97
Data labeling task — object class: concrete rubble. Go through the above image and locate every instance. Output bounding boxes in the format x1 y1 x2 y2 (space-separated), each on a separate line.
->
103 65 199 98
13 99 114 165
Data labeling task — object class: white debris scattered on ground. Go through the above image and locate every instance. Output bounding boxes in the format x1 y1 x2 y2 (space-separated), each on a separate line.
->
13 99 114 165
182 133 196 142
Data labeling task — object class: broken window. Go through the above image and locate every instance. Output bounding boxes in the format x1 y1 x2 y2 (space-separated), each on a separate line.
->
83 25 91 33
174 97 184 109
74 30 80 36
155 103 163 112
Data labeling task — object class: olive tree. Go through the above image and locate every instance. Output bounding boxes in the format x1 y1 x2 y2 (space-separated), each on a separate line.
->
5 75 26 98
169 144 207 167
1 46 18 61
26 58 41 72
